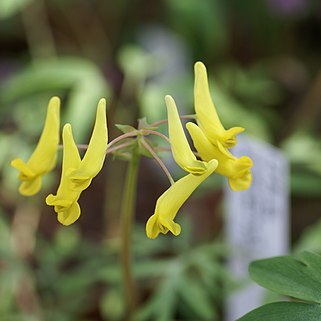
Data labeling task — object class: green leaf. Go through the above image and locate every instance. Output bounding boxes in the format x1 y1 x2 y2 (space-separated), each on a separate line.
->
138 117 157 130
237 302 321 321
134 275 178 321
249 251 321 303
0 0 33 19
2 57 110 142
115 124 138 134
178 273 214 320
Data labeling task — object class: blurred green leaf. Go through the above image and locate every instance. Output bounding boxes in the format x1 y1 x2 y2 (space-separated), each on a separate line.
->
134 269 179 321
53 226 81 257
294 219 321 254
178 273 215 320
237 302 321 321
249 252 321 303
291 171 321 197
118 45 160 81
0 0 33 19
1 57 110 141
165 0 228 57
100 288 125 321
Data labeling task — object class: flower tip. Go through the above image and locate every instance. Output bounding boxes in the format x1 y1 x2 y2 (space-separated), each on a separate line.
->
45 194 55 206
165 94 174 105
48 96 61 110
11 158 21 169
96 99 107 124
63 123 72 129
62 123 75 143
146 214 159 239
207 158 219 171
194 61 206 73
98 98 107 108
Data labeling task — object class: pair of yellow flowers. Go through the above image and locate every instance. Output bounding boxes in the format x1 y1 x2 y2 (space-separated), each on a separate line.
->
11 62 252 238
11 98 108 226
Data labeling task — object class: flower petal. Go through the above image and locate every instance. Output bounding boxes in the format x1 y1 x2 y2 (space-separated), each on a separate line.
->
186 122 253 191
57 201 81 226
56 124 82 196
165 95 208 175
27 96 60 173
11 97 60 195
11 159 36 180
146 159 218 238
194 61 244 148
69 98 108 186
19 176 42 196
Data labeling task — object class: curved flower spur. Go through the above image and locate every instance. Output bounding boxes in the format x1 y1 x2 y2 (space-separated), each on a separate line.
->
194 61 244 149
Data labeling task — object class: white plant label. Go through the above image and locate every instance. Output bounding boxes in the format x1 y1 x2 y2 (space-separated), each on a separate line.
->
224 136 289 321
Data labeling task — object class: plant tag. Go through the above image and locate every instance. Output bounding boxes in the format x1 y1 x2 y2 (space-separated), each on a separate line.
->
224 136 289 321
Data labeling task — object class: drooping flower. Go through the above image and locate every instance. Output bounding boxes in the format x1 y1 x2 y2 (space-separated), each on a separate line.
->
11 97 60 196
46 99 108 225
46 124 82 226
194 61 244 149
165 95 208 175
146 159 218 239
186 122 252 191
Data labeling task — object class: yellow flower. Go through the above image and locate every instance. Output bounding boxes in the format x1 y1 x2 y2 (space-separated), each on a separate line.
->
146 159 218 239
46 124 82 226
165 95 208 175
46 99 108 225
11 97 60 196
186 122 252 191
194 61 244 149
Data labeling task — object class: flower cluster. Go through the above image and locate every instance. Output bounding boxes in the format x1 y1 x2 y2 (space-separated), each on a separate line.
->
11 62 252 237
146 62 253 238
11 97 108 225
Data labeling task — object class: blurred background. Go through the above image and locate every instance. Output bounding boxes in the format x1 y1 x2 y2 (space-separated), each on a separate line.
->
1 0 321 320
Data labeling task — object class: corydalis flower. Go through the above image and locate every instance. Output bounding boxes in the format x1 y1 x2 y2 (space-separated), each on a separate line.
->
194 61 244 149
46 124 82 226
11 97 60 196
46 99 108 225
186 122 252 191
146 159 218 239
165 95 208 175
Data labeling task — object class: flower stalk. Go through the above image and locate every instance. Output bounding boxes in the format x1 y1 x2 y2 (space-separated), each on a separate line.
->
120 146 140 319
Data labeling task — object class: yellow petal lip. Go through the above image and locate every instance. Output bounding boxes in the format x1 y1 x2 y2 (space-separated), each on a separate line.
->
194 61 243 148
57 201 81 226
19 177 42 196
165 94 208 175
186 122 253 191
146 159 217 239
11 96 60 196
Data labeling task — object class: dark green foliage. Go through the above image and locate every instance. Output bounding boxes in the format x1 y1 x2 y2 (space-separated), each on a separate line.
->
239 252 321 320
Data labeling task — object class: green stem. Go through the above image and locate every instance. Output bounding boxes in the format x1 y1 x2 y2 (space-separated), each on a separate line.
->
120 147 140 319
